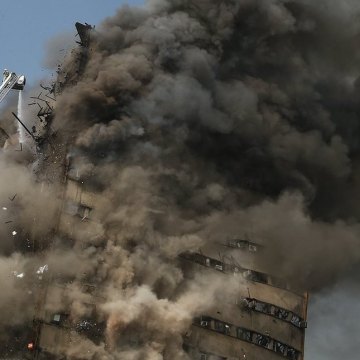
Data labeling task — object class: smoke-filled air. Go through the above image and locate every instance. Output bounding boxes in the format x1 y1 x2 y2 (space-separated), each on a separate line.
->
0 0 360 359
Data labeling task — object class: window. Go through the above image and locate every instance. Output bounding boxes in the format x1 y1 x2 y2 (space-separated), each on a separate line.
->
254 301 271 314
215 264 223 271
274 308 289 320
228 240 239 248
290 315 301 327
243 270 267 284
194 316 302 360
274 341 287 355
286 348 298 360
237 328 252 342
248 244 257 252
243 297 305 329
214 321 231 335
200 316 211 328
255 334 270 348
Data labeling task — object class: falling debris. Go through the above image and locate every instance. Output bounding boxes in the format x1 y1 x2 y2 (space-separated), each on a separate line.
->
12 271 24 279
36 264 48 275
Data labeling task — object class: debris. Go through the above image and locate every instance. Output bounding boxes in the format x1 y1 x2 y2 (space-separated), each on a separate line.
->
53 314 61 324
13 271 24 278
2 207 7 210
76 319 93 331
9 193 17 201
12 230 17 236
36 264 48 274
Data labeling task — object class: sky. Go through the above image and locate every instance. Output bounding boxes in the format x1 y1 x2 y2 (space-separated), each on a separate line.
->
0 0 144 86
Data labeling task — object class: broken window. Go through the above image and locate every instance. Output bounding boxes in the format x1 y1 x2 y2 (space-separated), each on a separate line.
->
237 240 249 248
193 317 302 360
237 327 252 342
274 341 288 355
286 347 299 360
290 315 301 327
214 321 231 335
243 270 268 284
214 264 223 271
228 240 240 248
240 298 254 310
254 301 271 314
244 297 305 329
227 239 261 252
255 334 270 348
274 308 289 320
200 316 212 328
248 244 257 252
299 320 307 328
227 239 248 248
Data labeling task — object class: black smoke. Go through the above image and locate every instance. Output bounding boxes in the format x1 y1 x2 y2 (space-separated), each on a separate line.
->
1 0 360 358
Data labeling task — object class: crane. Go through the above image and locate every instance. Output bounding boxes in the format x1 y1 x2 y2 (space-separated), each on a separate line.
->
0 69 26 104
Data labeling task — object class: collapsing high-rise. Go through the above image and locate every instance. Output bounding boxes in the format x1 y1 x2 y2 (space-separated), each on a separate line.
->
5 0 360 359
25 16 308 360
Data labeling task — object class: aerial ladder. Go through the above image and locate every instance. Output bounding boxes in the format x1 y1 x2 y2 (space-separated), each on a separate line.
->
0 69 26 104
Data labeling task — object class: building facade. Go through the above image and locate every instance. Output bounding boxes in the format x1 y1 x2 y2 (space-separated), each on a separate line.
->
25 23 308 360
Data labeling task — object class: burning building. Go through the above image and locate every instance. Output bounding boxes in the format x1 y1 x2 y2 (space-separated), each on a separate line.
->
2 0 360 359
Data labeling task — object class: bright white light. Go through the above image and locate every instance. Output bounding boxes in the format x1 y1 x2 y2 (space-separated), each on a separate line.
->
12 271 25 278
12 230 17 236
36 264 48 274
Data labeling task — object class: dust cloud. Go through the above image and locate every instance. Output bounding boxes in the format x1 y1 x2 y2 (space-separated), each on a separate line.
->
0 0 360 358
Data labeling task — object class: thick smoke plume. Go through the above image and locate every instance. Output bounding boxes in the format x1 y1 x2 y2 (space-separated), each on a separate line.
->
1 0 360 358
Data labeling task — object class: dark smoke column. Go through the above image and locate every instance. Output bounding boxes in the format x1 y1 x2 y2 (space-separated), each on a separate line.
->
23 0 360 359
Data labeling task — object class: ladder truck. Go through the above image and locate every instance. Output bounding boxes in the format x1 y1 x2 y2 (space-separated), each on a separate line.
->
0 69 26 104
